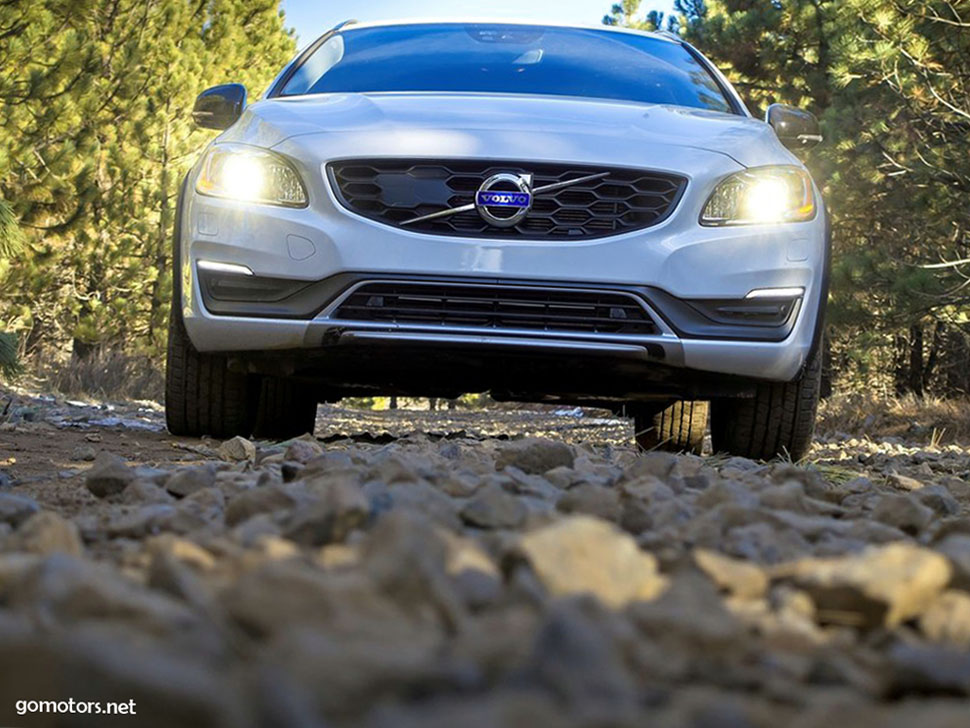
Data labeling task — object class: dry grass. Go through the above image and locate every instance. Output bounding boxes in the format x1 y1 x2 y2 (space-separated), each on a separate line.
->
32 347 164 403
817 392 970 444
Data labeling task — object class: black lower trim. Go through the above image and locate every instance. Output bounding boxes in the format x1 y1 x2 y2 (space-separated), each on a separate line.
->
197 270 801 343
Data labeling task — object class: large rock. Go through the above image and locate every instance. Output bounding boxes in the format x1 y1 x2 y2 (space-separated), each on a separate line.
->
0 492 40 527
496 439 574 475
0 634 246 728
3 554 204 640
9 512 83 556
84 452 135 498
523 602 639 718
780 542 951 627
515 515 668 608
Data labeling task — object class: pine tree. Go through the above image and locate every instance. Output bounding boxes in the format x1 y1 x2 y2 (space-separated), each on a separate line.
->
605 0 970 394
0 198 23 373
0 0 295 363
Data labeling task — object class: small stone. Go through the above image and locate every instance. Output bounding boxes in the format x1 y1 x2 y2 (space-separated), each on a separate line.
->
919 590 970 647
70 445 97 461
146 535 217 571
460 483 527 529
219 436 256 462
694 548 768 600
872 493 935 535
280 462 304 482
165 464 218 498
556 483 621 521
9 512 83 556
318 543 359 570
284 481 368 546
916 484 960 517
107 504 178 538
888 472 925 491
225 483 298 526
0 493 40 527
515 515 668 608
495 438 574 475
169 487 225 532
937 534 970 590
84 452 135 498
120 480 175 505
436 471 481 498
285 438 323 464
888 643 970 695
440 530 502 608
624 451 679 480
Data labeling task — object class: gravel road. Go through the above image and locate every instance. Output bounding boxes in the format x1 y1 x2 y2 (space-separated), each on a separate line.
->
2 389 970 727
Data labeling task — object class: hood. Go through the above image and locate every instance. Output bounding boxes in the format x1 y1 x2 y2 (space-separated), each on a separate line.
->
224 93 795 170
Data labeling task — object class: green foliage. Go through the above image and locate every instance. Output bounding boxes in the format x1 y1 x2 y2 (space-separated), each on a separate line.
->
0 199 24 259
608 0 970 395
0 0 296 358
0 331 18 375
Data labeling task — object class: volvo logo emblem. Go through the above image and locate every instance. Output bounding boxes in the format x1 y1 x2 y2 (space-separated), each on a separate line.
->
474 173 533 228
399 170 610 229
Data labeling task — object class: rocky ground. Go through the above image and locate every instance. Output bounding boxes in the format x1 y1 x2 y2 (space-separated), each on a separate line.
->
2 390 970 727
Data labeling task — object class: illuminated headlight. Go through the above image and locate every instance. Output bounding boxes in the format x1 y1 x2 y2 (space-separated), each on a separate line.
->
196 144 307 207
701 166 815 226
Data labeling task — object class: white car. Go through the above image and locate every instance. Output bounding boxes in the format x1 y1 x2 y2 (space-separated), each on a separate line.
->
167 19 828 459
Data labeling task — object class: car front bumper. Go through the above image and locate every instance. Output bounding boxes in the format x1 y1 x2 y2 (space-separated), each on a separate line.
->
178 171 828 384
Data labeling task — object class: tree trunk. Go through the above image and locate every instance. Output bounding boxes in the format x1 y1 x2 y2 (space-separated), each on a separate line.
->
148 114 172 348
943 326 970 396
908 323 924 397
893 332 909 396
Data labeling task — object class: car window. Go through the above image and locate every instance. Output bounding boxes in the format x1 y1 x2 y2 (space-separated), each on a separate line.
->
278 23 735 114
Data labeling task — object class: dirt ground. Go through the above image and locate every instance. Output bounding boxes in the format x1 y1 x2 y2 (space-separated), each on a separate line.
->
3 387 970 727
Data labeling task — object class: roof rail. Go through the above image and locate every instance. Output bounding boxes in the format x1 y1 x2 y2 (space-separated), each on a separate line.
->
654 29 683 42
331 19 357 32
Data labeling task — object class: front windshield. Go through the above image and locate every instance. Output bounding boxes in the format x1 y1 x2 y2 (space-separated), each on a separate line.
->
278 23 735 114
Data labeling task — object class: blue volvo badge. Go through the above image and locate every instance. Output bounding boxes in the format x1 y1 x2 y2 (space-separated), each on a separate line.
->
474 173 534 227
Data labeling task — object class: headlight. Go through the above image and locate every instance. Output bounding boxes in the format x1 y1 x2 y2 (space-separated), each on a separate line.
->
196 144 307 207
701 166 815 226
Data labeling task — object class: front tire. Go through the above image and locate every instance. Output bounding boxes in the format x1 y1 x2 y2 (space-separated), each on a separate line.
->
710 348 821 461
634 400 708 454
252 376 318 440
165 305 257 438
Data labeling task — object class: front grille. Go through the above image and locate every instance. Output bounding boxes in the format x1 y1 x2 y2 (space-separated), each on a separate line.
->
332 282 658 335
328 160 686 239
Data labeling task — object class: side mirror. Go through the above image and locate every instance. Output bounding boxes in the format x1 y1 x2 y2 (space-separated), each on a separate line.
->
192 83 247 130
765 103 822 150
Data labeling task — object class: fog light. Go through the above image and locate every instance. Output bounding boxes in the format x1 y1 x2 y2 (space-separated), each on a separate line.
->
197 260 254 276
745 287 805 299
